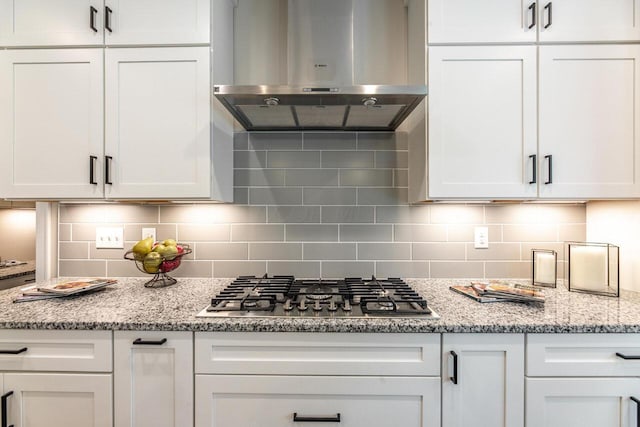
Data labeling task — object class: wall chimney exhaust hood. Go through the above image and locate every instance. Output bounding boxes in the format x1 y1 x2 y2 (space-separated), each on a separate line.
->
214 0 427 132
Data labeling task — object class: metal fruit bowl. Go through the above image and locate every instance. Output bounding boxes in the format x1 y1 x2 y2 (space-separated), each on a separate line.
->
123 244 192 288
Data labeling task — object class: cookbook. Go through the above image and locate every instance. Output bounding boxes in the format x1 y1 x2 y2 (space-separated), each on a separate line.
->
37 278 117 295
450 281 545 304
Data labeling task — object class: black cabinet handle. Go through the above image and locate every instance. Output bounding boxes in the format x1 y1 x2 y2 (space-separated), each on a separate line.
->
544 2 552 28
105 6 113 32
528 3 536 29
133 338 167 345
450 350 458 385
89 6 98 32
1 391 13 427
631 396 640 427
89 155 98 185
616 352 640 360
105 156 113 185
529 154 537 184
0 348 27 355
544 155 553 184
293 413 341 423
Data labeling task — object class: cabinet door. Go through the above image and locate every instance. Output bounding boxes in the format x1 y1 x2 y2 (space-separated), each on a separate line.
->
3 373 112 427
539 45 640 199
526 378 640 427
0 0 104 47
442 334 524 427
104 47 211 199
428 46 537 199
538 0 640 42
195 375 441 427
428 0 536 43
104 0 210 45
0 49 105 199
114 331 193 427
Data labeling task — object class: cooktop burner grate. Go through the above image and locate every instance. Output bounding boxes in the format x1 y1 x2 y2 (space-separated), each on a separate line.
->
198 275 438 319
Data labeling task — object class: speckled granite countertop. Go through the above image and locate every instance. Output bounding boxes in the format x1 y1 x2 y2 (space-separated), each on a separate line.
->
0 277 638 333
0 261 35 280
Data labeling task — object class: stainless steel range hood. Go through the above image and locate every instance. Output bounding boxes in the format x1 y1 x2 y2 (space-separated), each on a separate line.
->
215 0 427 132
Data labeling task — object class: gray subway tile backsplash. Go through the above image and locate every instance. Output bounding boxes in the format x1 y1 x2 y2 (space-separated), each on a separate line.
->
59 131 586 279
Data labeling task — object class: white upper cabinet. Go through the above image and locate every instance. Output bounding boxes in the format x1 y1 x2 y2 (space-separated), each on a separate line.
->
428 46 537 199
0 49 105 199
428 0 537 43
104 47 211 199
538 45 640 199
0 0 210 47
0 0 104 47
104 0 210 46
538 0 640 42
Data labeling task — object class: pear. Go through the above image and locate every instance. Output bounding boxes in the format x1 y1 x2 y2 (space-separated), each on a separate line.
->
132 237 154 261
143 252 162 273
162 239 177 247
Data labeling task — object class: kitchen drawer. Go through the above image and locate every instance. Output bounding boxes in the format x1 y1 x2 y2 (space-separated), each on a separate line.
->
195 332 440 376
0 273 35 291
0 330 111 372
527 333 640 377
195 375 440 427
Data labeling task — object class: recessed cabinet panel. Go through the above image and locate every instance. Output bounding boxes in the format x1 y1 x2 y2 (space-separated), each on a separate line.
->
442 334 524 427
428 0 536 43
104 47 211 199
195 375 440 427
0 0 104 46
3 373 113 427
0 49 104 199
104 0 210 45
538 0 640 42
526 378 640 427
428 46 537 199
538 45 640 199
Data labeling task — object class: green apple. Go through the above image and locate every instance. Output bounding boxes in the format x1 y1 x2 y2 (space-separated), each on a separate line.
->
143 252 162 273
132 237 154 261
155 244 179 261
162 239 177 247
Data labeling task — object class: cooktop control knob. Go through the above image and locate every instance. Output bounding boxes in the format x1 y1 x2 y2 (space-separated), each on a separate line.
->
343 300 352 311
283 299 293 311
298 298 308 311
328 300 337 311
313 300 322 312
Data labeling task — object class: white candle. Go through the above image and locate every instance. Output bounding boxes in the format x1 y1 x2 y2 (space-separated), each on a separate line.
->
570 245 608 291
534 252 556 285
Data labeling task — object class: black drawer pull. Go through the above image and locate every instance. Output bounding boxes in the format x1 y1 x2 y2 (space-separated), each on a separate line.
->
544 2 552 28
89 6 98 32
529 154 537 184
616 352 640 360
89 155 98 185
293 413 341 423
105 155 113 185
528 3 536 29
450 350 458 384
2 391 13 427
105 6 113 32
631 396 640 427
544 154 553 184
0 348 27 355
133 338 167 345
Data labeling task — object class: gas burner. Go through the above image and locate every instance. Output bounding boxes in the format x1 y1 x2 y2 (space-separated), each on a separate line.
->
197 275 438 319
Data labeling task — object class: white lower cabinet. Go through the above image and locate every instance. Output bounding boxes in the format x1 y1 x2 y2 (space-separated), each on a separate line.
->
526 333 640 427
0 330 113 427
442 333 525 427
194 332 441 427
114 331 193 427
2 373 112 427
526 378 640 427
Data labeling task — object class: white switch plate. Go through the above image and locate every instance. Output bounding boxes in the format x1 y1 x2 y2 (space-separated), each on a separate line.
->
96 227 124 249
474 227 489 249
141 227 156 242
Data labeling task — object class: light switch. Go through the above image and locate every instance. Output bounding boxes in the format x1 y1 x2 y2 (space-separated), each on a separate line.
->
142 227 156 242
96 227 124 249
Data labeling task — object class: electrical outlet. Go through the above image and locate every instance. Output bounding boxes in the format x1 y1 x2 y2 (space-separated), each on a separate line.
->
474 227 489 249
96 227 124 249
142 227 156 242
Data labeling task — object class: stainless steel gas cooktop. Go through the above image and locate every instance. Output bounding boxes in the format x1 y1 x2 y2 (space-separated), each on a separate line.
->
197 275 439 319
